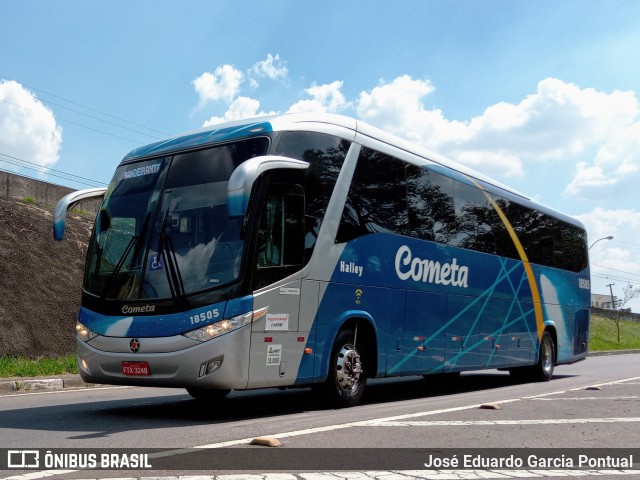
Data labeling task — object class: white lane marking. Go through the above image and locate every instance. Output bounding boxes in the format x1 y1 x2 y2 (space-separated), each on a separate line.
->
194 402 523 448
3 376 640 480
522 376 640 400
364 417 640 427
0 470 76 480
531 396 640 401
195 376 640 448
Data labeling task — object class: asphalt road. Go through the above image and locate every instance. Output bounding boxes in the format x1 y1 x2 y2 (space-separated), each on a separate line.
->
1 353 639 479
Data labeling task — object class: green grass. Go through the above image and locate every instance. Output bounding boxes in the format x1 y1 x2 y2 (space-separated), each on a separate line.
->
589 315 640 351
0 355 77 378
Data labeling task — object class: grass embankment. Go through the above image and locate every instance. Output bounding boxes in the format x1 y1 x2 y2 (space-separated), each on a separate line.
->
589 315 640 351
0 355 76 378
0 315 639 378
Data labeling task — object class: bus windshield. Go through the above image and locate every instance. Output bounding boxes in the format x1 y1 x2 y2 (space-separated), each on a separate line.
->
84 137 269 301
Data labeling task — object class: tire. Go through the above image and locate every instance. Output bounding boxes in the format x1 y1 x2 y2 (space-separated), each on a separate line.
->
323 329 367 408
509 330 555 382
531 330 555 381
186 387 230 401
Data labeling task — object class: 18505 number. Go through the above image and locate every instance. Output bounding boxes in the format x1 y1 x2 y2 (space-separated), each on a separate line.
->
189 308 220 325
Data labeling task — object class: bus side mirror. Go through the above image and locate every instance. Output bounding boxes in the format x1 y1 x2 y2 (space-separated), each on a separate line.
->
227 155 309 217
53 187 107 240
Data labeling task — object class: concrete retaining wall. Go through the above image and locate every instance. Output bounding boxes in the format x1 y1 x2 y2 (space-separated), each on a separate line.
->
0 171 101 212
592 307 640 322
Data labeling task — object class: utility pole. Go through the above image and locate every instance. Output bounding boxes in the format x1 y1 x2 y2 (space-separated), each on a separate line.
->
606 283 616 309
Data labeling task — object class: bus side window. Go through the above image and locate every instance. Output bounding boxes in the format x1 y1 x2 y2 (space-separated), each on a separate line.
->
254 184 305 289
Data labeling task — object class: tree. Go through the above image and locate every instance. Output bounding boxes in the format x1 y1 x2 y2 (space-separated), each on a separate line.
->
602 284 640 343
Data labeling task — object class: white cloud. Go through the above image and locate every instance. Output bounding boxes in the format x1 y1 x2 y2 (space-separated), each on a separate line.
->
191 63 640 202
355 76 640 185
250 54 288 82
576 207 640 272
193 64 244 105
454 150 524 177
0 80 62 170
202 96 276 127
287 81 349 114
576 208 640 310
356 75 466 144
565 121 640 195
576 208 637 245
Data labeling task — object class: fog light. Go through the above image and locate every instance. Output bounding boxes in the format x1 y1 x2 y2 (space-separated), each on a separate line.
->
206 360 222 374
198 356 223 377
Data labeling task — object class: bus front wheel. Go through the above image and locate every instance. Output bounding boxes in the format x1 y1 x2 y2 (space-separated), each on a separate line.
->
324 329 367 408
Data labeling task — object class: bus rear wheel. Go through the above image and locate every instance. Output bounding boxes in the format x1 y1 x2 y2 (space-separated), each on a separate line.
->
533 331 555 381
186 387 230 401
324 329 366 408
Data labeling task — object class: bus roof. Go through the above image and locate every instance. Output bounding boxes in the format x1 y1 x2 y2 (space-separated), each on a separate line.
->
121 113 583 228
123 114 514 190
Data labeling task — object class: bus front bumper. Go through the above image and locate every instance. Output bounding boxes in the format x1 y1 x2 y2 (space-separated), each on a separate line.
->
76 325 250 390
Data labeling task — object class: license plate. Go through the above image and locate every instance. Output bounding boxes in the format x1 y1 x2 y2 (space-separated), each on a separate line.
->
122 361 151 376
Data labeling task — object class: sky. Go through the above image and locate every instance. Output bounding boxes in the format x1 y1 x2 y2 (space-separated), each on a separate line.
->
1 0 639 310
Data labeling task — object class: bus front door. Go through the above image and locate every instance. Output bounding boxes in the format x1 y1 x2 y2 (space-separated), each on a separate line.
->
247 183 308 388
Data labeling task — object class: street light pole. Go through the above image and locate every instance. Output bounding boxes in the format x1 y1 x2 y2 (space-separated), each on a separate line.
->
589 235 614 249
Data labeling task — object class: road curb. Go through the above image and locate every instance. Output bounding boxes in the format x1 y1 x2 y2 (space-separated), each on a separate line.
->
0 374 94 394
587 349 640 356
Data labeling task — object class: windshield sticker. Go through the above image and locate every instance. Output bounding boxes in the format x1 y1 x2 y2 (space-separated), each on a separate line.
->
266 344 282 366
123 163 161 180
279 287 300 295
266 313 289 331
149 254 164 271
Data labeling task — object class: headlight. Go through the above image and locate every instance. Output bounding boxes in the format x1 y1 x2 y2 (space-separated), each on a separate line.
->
76 322 98 342
183 312 252 342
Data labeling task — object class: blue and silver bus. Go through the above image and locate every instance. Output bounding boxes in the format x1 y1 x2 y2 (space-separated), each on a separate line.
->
54 113 590 407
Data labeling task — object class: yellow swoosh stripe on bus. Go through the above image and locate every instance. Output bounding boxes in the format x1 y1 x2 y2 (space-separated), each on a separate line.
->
468 179 545 341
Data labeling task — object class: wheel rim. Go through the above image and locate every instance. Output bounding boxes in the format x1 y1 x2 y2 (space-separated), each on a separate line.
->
542 339 553 374
335 343 362 392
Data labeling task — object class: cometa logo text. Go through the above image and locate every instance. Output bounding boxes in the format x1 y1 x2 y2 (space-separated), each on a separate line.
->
395 245 469 288
122 304 156 314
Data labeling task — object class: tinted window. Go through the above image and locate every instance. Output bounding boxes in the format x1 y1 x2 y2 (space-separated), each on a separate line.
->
336 147 408 242
490 196 521 261
331 143 588 273
454 182 496 254
275 132 349 259
253 184 305 290
554 220 588 272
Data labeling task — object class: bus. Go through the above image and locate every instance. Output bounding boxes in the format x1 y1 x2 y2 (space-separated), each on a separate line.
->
53 113 590 407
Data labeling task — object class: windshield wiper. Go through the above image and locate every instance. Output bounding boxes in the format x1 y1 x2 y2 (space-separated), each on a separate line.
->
157 208 186 301
102 211 151 300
